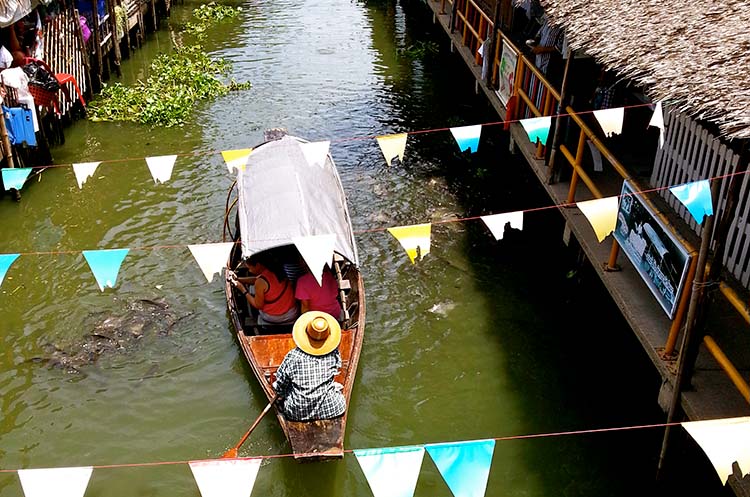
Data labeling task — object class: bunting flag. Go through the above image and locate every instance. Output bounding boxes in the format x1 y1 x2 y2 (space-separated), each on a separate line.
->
593 107 624 137
17 466 93 497
145 155 178 184
292 234 336 286
669 180 713 224
576 196 619 242
354 446 425 497
299 140 331 168
450 125 482 153
387 223 431 263
376 133 408 167
2 167 32 190
188 242 234 282
72 161 101 189
0 253 20 287
682 416 750 484
188 459 262 497
477 41 484 57
648 101 665 148
480 211 523 240
82 249 129 291
221 149 253 174
425 439 495 497
519 116 551 146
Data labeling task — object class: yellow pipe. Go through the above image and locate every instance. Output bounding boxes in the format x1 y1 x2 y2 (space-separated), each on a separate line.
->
703 335 750 404
719 282 750 325
663 255 698 356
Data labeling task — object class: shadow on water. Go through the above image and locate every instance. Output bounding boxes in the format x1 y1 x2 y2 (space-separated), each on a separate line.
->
387 3 729 496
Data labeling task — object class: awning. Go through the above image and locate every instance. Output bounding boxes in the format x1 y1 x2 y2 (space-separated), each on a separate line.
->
236 135 359 266
0 0 37 28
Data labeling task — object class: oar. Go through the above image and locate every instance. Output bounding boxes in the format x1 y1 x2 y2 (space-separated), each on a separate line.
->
222 394 278 458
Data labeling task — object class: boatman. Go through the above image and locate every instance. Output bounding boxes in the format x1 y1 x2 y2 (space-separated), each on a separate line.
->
272 311 346 421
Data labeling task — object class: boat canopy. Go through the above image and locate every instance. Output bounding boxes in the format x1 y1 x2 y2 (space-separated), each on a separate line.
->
237 135 359 266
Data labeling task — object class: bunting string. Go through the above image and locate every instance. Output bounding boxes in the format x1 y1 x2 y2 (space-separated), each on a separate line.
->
0 167 742 259
2 102 657 173
0 419 693 473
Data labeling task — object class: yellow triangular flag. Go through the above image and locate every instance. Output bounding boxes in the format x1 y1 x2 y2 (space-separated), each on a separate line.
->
376 133 407 167
387 223 431 263
576 196 619 242
682 416 750 484
221 149 253 173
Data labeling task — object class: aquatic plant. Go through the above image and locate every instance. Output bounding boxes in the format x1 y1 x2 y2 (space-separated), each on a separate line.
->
185 2 243 37
398 40 440 58
88 3 250 127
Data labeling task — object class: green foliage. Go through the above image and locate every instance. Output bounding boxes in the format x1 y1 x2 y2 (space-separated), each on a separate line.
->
398 40 439 58
185 2 242 37
88 3 249 127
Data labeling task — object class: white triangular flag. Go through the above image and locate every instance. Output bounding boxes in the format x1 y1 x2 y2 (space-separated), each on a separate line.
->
354 446 425 497
188 242 234 282
593 107 624 137
72 162 101 189
145 155 177 184
292 234 336 286
682 416 750 484
300 141 330 168
477 41 485 57
17 466 93 497
376 133 408 167
481 211 523 240
189 459 262 497
577 196 619 242
648 101 665 148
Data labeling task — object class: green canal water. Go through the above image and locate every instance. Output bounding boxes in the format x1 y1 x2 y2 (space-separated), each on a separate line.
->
0 0 725 495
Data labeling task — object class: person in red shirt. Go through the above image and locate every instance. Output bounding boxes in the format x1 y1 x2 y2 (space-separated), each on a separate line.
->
294 268 343 321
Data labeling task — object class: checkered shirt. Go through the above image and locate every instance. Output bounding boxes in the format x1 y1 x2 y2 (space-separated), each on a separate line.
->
272 347 346 421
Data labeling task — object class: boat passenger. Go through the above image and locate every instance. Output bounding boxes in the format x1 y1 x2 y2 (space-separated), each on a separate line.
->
295 268 343 321
272 312 346 421
229 254 299 328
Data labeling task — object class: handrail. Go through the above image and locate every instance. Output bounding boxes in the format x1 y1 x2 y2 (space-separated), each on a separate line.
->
703 335 750 404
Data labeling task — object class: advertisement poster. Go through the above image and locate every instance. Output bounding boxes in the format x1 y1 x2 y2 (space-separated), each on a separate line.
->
613 180 692 319
496 40 517 106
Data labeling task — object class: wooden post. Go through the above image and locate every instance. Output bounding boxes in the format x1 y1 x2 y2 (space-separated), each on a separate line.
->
107 0 122 76
90 3 104 91
545 46 572 181
656 179 720 480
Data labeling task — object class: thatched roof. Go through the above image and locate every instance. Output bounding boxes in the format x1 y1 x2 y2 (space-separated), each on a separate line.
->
540 0 750 141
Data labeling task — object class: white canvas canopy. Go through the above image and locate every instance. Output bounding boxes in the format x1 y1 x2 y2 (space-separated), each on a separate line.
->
237 135 359 266
0 0 37 28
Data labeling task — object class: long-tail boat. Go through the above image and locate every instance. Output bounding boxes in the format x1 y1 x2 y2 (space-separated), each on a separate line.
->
222 130 365 460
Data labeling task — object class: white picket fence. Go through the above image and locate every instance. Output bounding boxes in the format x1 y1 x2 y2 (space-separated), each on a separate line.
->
651 108 749 287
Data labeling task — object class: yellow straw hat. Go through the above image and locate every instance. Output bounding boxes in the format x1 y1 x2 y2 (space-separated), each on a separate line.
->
292 311 342 356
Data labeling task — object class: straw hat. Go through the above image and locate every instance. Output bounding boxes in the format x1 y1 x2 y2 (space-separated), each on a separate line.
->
292 311 342 356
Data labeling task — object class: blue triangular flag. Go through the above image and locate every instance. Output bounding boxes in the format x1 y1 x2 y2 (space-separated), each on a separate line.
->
425 439 495 497
519 116 551 146
450 125 482 153
354 446 425 497
0 254 20 287
2 168 32 190
82 249 129 291
669 180 713 224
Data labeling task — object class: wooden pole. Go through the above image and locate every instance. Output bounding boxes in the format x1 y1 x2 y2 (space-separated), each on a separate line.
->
545 46 572 183
656 178 720 480
107 0 122 76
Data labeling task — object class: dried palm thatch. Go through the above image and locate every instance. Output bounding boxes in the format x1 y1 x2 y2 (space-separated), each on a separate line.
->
540 0 750 140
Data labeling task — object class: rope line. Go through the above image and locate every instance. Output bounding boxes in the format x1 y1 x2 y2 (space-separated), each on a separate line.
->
1 168 745 257
9 103 656 171
0 419 687 472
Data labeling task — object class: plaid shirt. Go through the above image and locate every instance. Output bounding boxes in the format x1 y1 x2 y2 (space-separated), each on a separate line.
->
272 348 345 421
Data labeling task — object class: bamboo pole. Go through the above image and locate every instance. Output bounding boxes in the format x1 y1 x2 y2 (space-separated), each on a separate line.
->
546 46 572 181
106 0 122 76
656 179 719 480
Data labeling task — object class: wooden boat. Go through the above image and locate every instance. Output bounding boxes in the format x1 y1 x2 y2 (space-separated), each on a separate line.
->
223 130 365 461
